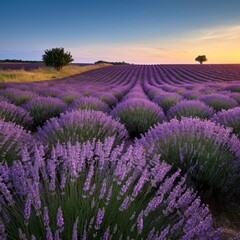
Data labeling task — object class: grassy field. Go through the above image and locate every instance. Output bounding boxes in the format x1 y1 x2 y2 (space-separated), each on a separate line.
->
0 63 111 82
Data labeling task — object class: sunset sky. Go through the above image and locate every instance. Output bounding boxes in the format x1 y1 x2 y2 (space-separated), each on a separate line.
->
1 0 240 64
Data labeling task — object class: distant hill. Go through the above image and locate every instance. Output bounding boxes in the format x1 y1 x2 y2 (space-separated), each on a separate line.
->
95 60 129 65
0 59 42 63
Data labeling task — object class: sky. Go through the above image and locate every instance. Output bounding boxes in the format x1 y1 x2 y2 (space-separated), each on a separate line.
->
1 0 240 64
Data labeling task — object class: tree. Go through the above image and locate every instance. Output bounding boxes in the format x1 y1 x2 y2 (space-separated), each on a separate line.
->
195 55 207 64
42 47 74 71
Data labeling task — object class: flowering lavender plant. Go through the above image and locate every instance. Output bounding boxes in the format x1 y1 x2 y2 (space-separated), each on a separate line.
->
183 90 202 100
58 92 82 105
93 92 118 107
0 119 32 164
68 96 110 113
230 93 240 105
136 117 240 199
0 100 33 128
36 110 128 147
0 88 38 106
153 92 183 112
212 107 240 137
199 94 238 112
0 137 219 239
24 97 67 127
167 100 215 120
111 99 166 138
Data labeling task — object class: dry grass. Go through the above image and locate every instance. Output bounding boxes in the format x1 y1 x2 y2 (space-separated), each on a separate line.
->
0 64 111 82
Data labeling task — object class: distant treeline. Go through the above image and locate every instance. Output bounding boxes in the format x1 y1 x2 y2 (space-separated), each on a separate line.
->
95 60 129 65
0 59 43 63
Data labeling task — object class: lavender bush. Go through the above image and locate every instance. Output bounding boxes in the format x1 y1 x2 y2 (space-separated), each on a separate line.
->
0 119 32 164
167 100 215 120
153 92 183 112
111 99 165 137
0 100 33 128
212 107 240 137
223 84 240 93
136 117 240 199
58 92 82 105
24 97 67 127
93 92 118 107
183 90 202 100
68 97 110 113
0 137 219 239
199 94 238 112
0 88 38 106
36 110 128 147
230 93 240 105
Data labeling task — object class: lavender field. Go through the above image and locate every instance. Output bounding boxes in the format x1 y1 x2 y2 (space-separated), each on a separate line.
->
1 64 240 239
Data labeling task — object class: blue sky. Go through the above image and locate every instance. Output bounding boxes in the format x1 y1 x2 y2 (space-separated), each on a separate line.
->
1 0 240 63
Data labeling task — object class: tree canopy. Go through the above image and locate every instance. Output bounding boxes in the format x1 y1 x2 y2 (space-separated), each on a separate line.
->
42 47 74 71
195 55 207 64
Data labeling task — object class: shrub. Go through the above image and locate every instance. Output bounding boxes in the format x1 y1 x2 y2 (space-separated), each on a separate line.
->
0 101 33 128
93 92 118 107
24 97 67 127
111 99 166 137
153 93 183 112
42 47 74 71
0 119 32 164
212 107 240 137
39 88 63 97
0 138 219 239
0 88 38 106
183 90 202 100
58 92 82 105
199 94 238 112
230 93 240 105
68 97 110 113
36 110 128 147
167 100 215 120
136 117 240 199
223 84 240 93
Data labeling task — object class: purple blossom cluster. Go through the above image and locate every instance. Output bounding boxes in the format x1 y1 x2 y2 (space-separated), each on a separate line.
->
153 92 184 112
92 91 118 107
111 83 166 137
111 98 165 137
24 96 67 127
136 117 240 199
199 93 238 112
0 137 219 239
0 119 32 164
36 110 128 147
0 88 38 106
68 96 110 113
167 100 215 120
0 100 33 128
212 107 240 137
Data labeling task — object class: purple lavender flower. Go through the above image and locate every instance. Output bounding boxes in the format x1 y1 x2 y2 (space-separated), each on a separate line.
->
212 107 240 137
0 88 38 106
95 208 105 230
167 100 215 120
0 100 33 128
24 96 67 127
199 93 238 112
35 110 128 147
92 92 118 106
56 207 64 231
153 92 184 112
136 117 240 199
68 96 110 113
111 98 165 137
0 119 32 164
